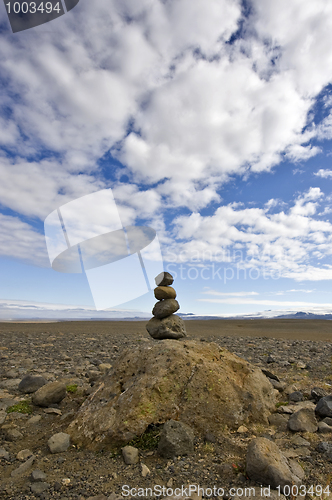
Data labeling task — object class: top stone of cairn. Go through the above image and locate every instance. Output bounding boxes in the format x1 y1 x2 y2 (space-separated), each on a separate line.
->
155 271 174 287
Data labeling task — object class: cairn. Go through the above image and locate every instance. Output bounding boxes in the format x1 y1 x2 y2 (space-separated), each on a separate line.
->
146 272 186 340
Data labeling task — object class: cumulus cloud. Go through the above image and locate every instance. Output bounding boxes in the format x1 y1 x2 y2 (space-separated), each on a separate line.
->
315 169 332 178
166 188 332 280
1 0 332 270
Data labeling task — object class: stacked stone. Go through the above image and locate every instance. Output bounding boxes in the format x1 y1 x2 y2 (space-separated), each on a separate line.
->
146 272 186 340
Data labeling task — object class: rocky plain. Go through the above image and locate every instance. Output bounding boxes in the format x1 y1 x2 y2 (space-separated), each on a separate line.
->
1 319 332 500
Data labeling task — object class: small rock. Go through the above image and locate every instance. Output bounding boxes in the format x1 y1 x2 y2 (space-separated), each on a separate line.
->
290 435 311 447
0 447 10 460
18 375 47 394
0 410 6 424
288 459 305 480
268 379 286 391
31 469 47 482
315 396 332 418
268 414 288 432
154 286 177 300
5 428 23 441
152 299 180 319
296 361 306 369
11 455 35 477
289 391 303 402
318 421 332 433
158 419 194 458
288 408 318 433
31 482 50 494
62 478 71 486
261 369 280 382
141 463 150 477
237 425 248 433
146 314 186 340
121 445 139 465
316 441 332 460
311 387 329 403
48 432 71 453
155 272 174 286
98 363 112 372
32 381 66 407
44 408 62 415
27 415 42 425
17 449 33 461
246 437 300 488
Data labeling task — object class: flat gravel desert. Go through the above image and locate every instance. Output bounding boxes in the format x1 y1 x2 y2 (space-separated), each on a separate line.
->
1 320 332 500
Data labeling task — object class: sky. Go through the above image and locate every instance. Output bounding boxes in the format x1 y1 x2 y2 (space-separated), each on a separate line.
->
2 0 332 318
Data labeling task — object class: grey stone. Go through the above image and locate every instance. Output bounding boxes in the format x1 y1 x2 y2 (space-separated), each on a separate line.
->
268 413 288 432
158 419 194 458
0 410 6 424
289 391 303 402
155 272 174 286
31 469 47 482
152 299 180 319
48 432 71 453
0 378 21 390
288 408 318 433
146 314 186 340
11 455 35 477
32 381 66 407
315 396 332 417
5 428 23 441
30 482 50 494
288 459 305 480
246 437 299 488
268 379 286 391
261 369 280 381
290 435 311 447
121 445 139 465
311 387 329 403
18 374 47 394
318 422 332 433
0 447 10 460
323 417 332 426
316 441 332 460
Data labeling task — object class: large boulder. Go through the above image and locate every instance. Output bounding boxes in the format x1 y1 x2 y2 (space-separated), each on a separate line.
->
67 340 276 451
146 314 186 340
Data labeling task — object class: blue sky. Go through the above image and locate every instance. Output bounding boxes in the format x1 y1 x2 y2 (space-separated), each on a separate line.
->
2 0 332 318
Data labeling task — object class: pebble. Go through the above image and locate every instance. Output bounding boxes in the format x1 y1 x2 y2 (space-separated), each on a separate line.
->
17 449 33 461
122 445 139 465
48 432 71 453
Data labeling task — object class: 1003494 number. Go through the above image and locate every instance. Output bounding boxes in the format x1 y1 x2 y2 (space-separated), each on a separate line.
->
5 2 61 14
276 485 330 497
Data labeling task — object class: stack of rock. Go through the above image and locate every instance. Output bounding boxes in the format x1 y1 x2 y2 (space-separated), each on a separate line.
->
146 272 186 340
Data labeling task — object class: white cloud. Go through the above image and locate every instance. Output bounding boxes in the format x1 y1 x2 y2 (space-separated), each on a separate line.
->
0 214 49 266
1 0 332 269
315 169 332 179
199 297 332 307
165 188 332 280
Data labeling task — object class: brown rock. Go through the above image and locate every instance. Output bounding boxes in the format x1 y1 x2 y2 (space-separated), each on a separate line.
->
32 381 66 407
288 408 318 433
67 340 276 451
146 314 186 340
152 299 179 319
155 272 174 286
154 286 177 300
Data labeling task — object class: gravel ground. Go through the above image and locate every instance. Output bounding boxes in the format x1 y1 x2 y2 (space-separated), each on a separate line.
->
0 320 332 500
